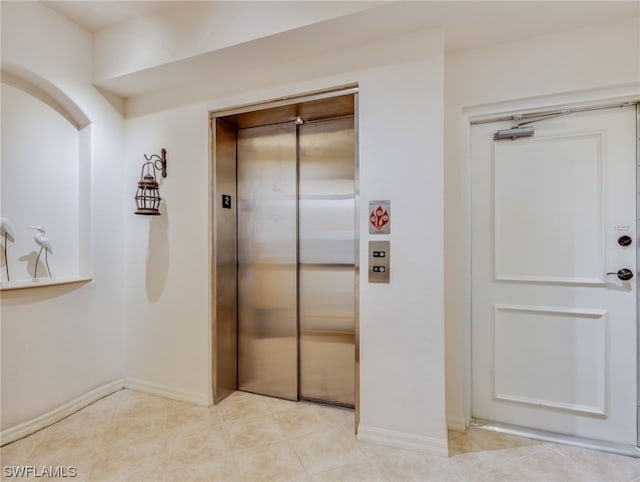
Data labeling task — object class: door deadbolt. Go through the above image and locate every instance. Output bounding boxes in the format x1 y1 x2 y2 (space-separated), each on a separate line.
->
618 235 632 247
606 268 634 281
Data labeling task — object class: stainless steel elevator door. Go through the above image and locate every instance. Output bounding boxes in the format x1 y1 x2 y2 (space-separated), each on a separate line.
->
237 123 298 401
299 116 356 407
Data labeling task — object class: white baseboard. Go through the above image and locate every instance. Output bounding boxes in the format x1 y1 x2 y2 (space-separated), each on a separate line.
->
1 379 125 446
357 425 449 456
447 416 467 432
123 378 212 407
1 378 213 446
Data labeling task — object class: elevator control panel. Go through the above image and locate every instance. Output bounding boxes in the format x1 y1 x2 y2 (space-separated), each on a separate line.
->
369 241 390 283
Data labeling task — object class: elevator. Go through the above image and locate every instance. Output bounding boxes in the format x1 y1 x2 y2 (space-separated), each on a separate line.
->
211 88 358 410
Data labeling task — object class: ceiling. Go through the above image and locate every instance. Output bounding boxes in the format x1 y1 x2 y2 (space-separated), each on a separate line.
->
44 1 184 32
43 1 640 51
39 1 639 99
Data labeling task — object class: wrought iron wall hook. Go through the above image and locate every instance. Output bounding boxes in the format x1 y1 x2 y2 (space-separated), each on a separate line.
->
144 148 167 178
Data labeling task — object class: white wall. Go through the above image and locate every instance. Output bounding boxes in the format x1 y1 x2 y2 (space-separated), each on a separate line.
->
0 1 126 430
123 27 449 453
123 104 212 403
357 46 447 452
444 17 640 430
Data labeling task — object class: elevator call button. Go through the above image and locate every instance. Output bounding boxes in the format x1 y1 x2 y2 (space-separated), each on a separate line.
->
369 240 390 284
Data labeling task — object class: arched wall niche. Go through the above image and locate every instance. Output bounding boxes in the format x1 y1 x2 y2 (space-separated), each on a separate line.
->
1 64 92 289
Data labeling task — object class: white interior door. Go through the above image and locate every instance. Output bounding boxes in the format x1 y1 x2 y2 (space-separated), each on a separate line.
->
471 105 637 445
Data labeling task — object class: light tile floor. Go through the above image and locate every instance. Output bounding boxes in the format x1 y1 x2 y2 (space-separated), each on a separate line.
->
1 389 638 481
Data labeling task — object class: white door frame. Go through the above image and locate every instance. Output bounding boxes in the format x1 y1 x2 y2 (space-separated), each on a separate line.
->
460 83 640 451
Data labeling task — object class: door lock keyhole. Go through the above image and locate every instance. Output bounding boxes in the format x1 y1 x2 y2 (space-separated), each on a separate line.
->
618 235 632 247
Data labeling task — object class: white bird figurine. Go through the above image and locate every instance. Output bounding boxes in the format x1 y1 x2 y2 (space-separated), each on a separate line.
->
0 217 15 281
30 225 52 278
